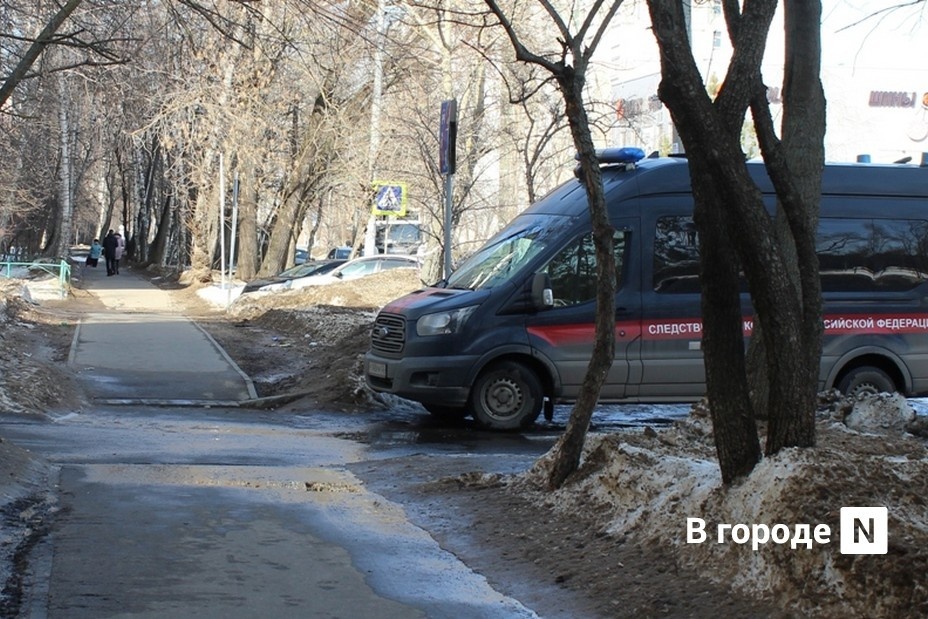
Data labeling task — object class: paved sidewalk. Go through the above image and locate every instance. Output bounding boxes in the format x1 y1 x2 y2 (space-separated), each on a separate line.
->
69 263 257 405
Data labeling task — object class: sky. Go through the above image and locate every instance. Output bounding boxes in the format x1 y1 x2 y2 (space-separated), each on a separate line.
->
604 0 928 162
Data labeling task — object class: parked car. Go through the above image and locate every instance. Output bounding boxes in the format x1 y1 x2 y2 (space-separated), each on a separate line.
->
241 260 346 294
327 246 352 259
289 254 417 290
294 248 310 264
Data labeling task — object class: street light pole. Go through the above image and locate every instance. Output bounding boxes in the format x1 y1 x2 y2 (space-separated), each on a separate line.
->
363 0 388 257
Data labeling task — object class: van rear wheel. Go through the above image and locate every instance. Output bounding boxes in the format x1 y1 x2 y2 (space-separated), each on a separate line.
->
470 361 543 430
837 366 896 398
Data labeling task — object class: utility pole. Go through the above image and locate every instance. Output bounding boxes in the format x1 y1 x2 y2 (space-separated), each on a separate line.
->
439 99 457 278
363 0 388 257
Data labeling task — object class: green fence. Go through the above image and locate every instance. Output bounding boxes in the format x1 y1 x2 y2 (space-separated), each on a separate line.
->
0 260 71 298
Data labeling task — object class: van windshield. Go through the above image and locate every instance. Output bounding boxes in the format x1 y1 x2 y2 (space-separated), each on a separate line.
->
446 215 572 290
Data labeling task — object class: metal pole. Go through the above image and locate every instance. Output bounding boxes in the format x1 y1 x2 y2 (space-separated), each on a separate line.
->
363 0 388 257
60 259 69 298
218 153 226 290
443 173 453 278
228 173 239 308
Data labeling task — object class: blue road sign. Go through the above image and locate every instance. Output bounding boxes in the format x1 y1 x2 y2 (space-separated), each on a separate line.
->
372 182 407 216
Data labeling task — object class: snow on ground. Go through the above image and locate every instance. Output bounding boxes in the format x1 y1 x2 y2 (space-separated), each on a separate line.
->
507 395 928 617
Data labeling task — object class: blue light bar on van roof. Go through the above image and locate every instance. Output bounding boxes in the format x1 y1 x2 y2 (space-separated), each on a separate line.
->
573 147 647 179
596 147 645 164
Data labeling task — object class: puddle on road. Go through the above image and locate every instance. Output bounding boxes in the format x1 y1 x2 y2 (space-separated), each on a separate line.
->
354 403 693 450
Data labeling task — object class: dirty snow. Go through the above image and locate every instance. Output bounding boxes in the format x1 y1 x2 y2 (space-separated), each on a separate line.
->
508 394 928 617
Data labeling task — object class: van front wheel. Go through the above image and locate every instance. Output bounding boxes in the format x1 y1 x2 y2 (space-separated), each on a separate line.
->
837 366 896 398
470 361 543 431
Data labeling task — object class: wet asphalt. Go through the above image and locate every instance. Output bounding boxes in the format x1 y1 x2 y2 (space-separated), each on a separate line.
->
3 265 542 618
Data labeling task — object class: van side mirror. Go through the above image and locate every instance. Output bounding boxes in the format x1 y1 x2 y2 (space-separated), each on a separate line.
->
531 272 554 309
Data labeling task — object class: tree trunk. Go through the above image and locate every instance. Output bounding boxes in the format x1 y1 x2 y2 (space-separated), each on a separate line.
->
689 156 762 483
55 76 74 259
134 138 161 264
546 66 616 490
146 194 173 267
306 193 325 259
235 162 259 281
188 149 219 278
753 0 825 452
259 192 301 277
646 0 784 482
647 0 825 475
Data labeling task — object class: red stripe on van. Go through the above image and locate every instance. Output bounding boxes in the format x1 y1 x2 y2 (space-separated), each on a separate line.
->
527 321 643 345
529 313 928 346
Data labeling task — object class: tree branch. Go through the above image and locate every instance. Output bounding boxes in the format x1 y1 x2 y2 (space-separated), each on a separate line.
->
0 0 85 109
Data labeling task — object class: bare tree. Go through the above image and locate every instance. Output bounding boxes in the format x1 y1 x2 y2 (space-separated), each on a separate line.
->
483 0 626 490
645 0 825 482
0 0 139 257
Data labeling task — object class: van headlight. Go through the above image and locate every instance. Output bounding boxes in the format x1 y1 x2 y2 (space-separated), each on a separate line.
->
416 306 477 336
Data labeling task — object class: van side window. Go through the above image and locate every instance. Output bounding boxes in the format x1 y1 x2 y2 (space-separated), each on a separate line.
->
653 216 700 293
653 215 928 293
817 218 928 292
545 231 626 306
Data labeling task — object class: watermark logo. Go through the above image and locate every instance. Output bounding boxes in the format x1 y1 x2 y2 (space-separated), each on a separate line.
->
839 506 887 555
686 506 888 555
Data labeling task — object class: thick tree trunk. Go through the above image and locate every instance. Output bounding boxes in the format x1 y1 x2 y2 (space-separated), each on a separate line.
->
189 150 219 278
648 0 825 475
689 157 762 483
647 0 782 482
259 193 301 277
306 194 325 259
234 161 259 281
146 194 173 267
134 138 161 264
755 0 825 452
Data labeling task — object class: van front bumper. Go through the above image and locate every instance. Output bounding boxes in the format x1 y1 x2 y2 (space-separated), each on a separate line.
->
364 351 476 408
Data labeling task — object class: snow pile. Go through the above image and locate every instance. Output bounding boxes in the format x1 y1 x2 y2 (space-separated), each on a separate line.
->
246 306 377 349
844 392 916 433
228 269 422 319
194 284 243 308
513 402 928 617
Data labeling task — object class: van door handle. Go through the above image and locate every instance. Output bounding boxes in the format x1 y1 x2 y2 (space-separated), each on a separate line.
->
615 307 629 338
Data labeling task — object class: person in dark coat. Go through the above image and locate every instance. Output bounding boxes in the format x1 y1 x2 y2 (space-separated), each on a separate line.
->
103 230 118 276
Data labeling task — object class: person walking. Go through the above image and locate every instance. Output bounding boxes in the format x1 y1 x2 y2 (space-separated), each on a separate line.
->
103 230 118 276
114 233 126 275
87 239 103 268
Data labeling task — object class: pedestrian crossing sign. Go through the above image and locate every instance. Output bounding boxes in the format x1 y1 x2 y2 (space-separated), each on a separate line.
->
372 182 407 216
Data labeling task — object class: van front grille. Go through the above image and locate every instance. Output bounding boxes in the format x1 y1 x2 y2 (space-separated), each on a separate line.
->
371 313 406 354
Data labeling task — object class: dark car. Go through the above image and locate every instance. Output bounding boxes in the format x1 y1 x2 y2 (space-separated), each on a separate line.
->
327 246 352 260
241 260 346 294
